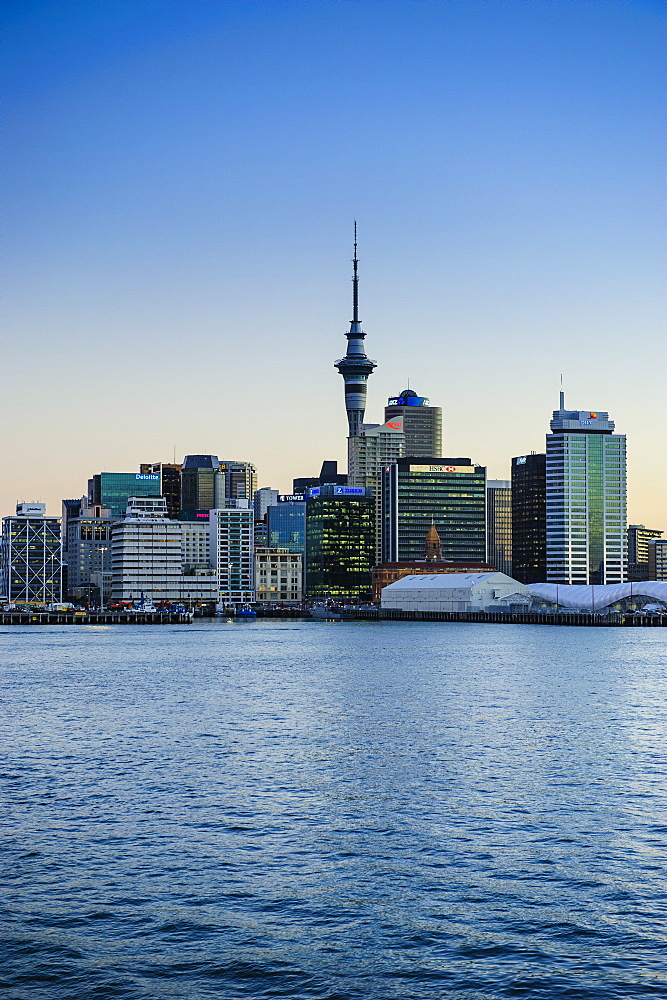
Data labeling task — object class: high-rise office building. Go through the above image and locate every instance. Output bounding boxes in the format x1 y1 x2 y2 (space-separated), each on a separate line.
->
89 471 162 518
209 500 255 606
254 488 279 521
348 420 406 487
1 503 62 604
381 459 487 564
140 463 182 519
110 497 216 605
486 480 512 576
511 453 546 584
293 461 347 494
110 498 181 604
648 539 667 581
546 393 627 585
627 524 663 581
334 226 377 437
180 455 220 516
253 488 278 550
219 461 257 502
267 495 307 558
348 419 405 562
65 501 114 604
384 389 442 457
305 487 375 600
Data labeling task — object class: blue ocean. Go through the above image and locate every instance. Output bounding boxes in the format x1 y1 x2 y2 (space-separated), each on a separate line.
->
1 620 666 998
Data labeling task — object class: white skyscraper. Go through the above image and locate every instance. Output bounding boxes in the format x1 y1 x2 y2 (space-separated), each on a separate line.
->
110 498 216 605
546 393 627 585
210 500 255 607
348 419 405 562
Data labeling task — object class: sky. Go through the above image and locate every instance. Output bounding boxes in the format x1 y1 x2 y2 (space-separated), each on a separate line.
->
2 0 665 528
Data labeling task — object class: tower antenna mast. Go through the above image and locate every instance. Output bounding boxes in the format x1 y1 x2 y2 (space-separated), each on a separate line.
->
334 224 377 437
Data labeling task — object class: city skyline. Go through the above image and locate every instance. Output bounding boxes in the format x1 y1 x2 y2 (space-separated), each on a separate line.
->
3 1 665 528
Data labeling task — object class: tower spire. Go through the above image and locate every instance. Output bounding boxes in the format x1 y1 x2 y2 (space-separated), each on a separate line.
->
352 220 359 323
334 224 377 437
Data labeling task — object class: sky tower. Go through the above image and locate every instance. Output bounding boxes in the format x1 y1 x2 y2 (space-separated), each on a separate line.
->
334 225 377 436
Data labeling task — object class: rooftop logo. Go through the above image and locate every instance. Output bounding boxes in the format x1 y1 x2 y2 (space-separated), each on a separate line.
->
410 465 475 475
135 474 160 481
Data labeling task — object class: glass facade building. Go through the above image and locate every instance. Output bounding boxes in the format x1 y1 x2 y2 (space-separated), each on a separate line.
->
89 471 161 518
546 397 627 585
486 480 512 576
305 489 375 600
140 463 182 519
267 497 306 558
180 455 219 515
511 453 546 584
381 458 486 564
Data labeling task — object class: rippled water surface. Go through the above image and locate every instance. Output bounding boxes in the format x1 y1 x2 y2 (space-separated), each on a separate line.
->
1 620 667 998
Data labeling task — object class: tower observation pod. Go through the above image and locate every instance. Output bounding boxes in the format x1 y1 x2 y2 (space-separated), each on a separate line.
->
334 225 377 437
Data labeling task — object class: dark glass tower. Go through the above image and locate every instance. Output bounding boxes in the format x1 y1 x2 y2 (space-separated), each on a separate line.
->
305 487 375 600
334 226 377 437
381 458 487 564
511 453 546 583
180 455 219 516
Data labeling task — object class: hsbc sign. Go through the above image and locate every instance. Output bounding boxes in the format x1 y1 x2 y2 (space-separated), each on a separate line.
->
409 464 475 474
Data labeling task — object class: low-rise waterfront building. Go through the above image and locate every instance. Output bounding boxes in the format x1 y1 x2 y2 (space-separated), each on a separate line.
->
648 539 667 582
381 572 530 612
255 547 302 603
627 524 663 581
373 559 494 601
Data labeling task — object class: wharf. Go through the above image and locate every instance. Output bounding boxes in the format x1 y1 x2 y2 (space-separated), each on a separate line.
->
366 609 666 626
0 611 194 625
257 607 667 627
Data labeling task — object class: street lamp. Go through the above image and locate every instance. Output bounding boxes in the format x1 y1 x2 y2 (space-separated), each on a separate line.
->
99 546 107 608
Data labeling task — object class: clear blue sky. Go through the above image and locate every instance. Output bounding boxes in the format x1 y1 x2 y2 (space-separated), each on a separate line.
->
2 0 665 526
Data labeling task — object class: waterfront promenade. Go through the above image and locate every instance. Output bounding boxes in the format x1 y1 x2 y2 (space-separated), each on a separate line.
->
1 607 665 627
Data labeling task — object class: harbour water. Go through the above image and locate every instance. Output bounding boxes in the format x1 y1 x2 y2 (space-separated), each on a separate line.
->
1 620 666 998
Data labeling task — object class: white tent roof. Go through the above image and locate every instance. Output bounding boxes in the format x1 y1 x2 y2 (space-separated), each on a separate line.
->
529 582 667 611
